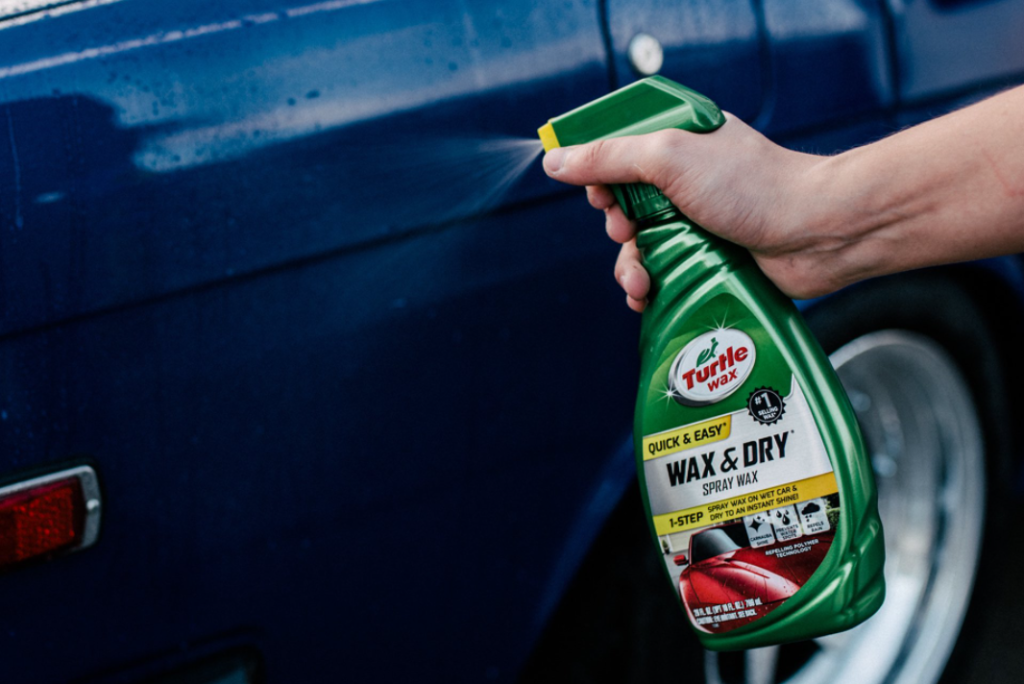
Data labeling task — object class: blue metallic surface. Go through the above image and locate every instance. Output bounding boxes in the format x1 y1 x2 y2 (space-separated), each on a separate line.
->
2 1 1024 682
0 2 632 682
605 0 764 121
886 0 1024 101
0 0 608 337
757 0 893 135
0 198 641 683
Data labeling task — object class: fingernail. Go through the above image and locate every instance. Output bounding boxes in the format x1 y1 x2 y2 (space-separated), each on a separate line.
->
543 148 566 176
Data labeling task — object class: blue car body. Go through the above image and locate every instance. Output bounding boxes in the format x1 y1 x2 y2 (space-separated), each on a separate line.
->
1 0 1023 682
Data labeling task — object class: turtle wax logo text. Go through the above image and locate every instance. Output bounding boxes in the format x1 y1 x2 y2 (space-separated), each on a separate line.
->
668 329 756 407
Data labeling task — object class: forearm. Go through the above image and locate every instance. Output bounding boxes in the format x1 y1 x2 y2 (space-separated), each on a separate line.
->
803 86 1024 289
543 85 1024 304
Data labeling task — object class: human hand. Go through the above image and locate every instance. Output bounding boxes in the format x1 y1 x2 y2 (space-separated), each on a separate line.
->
542 115 843 310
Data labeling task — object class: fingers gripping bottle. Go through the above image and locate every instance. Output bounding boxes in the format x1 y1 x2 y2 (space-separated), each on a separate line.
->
538 77 885 650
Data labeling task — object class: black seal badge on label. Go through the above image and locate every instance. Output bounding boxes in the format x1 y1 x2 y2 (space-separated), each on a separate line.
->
747 387 785 425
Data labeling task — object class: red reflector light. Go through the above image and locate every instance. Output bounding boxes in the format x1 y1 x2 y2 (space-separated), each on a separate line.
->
0 466 101 572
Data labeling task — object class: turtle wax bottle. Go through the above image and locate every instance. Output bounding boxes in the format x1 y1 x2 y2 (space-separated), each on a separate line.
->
538 77 884 650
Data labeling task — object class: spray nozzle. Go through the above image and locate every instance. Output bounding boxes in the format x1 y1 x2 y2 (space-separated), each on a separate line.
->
538 76 725 222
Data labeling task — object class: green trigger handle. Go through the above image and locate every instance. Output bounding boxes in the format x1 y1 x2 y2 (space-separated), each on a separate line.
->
538 76 726 223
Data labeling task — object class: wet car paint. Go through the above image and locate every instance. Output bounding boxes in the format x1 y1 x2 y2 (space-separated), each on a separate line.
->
1 0 1024 682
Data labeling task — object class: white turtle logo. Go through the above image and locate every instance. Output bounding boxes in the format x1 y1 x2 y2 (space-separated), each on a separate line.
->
668 329 756 406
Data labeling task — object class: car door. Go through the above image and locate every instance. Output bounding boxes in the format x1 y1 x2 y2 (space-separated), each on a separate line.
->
887 0 1024 103
0 1 636 682
604 0 764 122
757 0 893 142
603 0 895 150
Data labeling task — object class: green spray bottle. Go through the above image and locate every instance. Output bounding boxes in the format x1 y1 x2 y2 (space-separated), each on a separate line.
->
539 77 885 650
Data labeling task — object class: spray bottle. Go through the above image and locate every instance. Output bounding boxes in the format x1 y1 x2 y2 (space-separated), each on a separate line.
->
538 77 884 650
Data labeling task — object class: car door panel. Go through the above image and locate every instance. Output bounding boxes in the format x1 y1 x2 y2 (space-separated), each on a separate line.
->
0 0 608 336
887 0 1024 101
605 0 764 122
758 0 893 137
0 1 639 682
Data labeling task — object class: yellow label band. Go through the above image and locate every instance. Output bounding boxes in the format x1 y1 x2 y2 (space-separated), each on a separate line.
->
642 415 732 461
651 472 838 535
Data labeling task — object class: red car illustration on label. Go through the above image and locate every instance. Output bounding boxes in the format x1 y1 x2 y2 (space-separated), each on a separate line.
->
673 507 835 632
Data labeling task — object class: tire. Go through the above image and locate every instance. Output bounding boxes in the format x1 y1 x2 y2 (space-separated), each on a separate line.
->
705 271 1019 684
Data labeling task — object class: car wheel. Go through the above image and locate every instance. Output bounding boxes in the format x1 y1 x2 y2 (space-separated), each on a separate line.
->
704 273 1014 684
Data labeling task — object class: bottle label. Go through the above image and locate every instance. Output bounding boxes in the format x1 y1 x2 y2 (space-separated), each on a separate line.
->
640 293 840 633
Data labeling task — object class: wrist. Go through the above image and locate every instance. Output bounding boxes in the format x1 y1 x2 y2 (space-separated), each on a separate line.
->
791 148 895 293
750 151 874 299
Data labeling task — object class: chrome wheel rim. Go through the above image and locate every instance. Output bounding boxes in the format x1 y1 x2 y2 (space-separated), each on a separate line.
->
705 330 986 684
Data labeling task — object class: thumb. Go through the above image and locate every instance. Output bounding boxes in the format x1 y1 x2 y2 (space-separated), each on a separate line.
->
542 134 667 187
